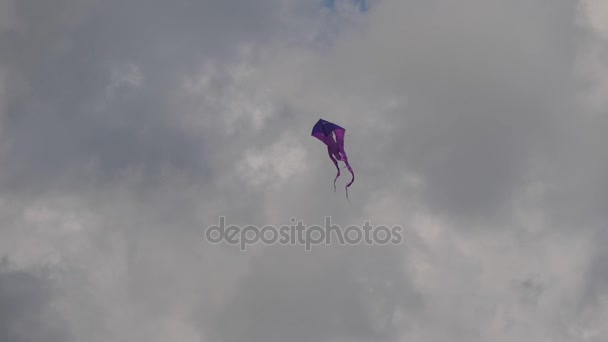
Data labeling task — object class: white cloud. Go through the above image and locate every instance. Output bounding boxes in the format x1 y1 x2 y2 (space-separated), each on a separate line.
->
238 133 309 187
579 0 608 38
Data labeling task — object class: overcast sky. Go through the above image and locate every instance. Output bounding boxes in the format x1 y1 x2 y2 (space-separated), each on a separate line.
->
1 0 608 341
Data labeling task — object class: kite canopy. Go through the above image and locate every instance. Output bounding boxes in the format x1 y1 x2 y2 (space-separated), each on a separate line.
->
311 118 354 199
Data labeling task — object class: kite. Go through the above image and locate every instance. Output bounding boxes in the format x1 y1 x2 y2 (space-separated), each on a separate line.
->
311 118 355 199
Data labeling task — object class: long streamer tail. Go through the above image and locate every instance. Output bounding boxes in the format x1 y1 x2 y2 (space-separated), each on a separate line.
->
327 149 340 192
344 161 354 200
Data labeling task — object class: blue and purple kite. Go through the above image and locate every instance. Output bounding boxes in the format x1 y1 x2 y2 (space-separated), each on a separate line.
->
311 119 354 199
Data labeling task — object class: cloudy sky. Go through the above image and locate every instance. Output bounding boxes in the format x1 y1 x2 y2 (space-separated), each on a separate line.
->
1 0 608 341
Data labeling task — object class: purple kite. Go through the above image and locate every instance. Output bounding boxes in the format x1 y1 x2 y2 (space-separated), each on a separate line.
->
311 118 354 199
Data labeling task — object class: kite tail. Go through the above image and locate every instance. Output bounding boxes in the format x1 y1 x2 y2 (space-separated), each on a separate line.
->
327 148 340 192
344 161 354 200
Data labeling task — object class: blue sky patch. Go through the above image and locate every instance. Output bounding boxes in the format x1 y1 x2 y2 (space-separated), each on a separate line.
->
322 0 368 12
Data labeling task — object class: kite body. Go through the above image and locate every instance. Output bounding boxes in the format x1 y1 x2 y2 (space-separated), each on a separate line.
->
311 118 355 199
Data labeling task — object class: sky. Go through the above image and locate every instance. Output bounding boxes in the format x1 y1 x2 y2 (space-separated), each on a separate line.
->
0 0 607 341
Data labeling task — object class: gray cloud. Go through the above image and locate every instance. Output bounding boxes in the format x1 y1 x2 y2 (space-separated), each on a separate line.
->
1 0 608 341
0 264 70 342
209 245 419 342
0 0 284 195
310 0 587 225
